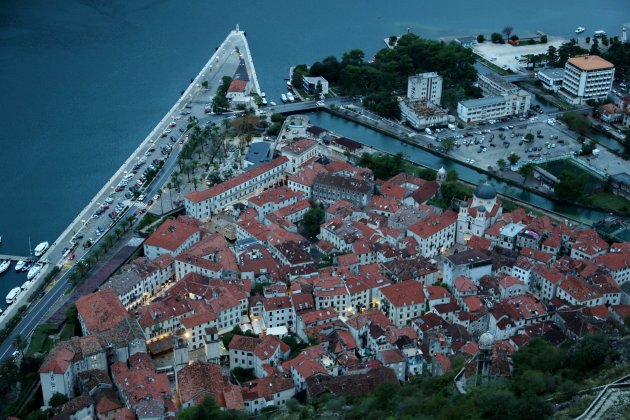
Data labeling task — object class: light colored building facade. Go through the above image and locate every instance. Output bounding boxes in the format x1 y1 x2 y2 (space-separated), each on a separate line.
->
407 72 443 104
458 73 531 123
184 157 288 221
558 55 615 104
537 68 565 92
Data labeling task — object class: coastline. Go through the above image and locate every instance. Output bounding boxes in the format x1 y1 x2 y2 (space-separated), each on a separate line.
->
0 30 245 330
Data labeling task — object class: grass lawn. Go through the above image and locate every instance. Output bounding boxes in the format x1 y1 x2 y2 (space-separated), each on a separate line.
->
60 321 77 340
26 323 57 357
585 192 630 214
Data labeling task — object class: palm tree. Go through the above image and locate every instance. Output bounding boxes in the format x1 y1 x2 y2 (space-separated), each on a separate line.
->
115 227 124 238
166 182 174 208
13 334 26 358
192 177 198 190
157 188 164 214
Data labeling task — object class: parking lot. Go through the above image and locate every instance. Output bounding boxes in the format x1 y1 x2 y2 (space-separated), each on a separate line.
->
439 119 579 170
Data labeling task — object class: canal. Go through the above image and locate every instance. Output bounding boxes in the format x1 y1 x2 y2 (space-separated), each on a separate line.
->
306 111 610 224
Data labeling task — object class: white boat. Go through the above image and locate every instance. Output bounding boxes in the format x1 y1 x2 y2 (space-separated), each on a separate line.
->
287 92 295 102
281 94 288 103
269 101 277 106
261 98 267 105
594 30 606 38
14 260 26 271
34 241 49 257
0 260 10 274
261 92 266 98
6 287 22 305
575 27 585 34
27 262 44 280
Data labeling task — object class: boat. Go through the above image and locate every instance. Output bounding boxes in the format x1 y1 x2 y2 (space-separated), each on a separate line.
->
0 260 10 274
261 98 267 105
575 27 585 34
14 260 26 271
287 92 295 102
0 235 2 244
27 262 44 280
281 94 288 103
6 287 22 305
594 30 606 38
261 92 266 98
269 101 277 106
34 241 49 257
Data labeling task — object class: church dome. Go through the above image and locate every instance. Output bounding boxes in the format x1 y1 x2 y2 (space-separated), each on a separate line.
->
477 205 486 213
437 167 446 175
479 332 494 349
473 183 497 200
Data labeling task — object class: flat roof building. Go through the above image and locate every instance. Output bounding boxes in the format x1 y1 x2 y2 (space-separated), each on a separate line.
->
559 55 615 105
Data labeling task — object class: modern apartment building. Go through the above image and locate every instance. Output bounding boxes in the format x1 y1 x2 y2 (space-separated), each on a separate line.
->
407 72 443 104
558 55 614 104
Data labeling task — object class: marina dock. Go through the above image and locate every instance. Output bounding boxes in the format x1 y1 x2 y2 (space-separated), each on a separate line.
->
0 254 32 262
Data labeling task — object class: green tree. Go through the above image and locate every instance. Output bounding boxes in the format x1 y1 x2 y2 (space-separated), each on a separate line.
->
585 36 591 44
388 36 398 46
502 26 513 41
507 152 520 165
555 170 588 201
441 137 456 154
540 34 548 43
12 334 26 358
562 112 591 135
497 158 507 170
201 80 208 89
302 207 325 239
546 46 558 65
291 64 308 87
491 32 505 44
49 392 69 408
477 34 485 43
341 49 365 66
518 163 536 181
525 133 535 141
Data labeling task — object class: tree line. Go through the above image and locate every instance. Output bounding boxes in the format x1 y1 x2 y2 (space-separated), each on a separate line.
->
295 33 481 118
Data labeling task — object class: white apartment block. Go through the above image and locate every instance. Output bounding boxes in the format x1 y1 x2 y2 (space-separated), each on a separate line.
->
184 157 288 220
537 68 565 92
558 55 614 105
407 72 443 104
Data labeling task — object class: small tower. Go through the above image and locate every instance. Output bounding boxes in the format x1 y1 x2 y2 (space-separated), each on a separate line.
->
476 332 494 385
173 331 189 374
204 326 221 365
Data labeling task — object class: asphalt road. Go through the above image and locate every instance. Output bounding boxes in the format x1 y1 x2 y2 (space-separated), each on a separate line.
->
0 32 249 362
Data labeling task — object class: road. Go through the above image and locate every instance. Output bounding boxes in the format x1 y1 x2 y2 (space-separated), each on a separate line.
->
0 30 252 362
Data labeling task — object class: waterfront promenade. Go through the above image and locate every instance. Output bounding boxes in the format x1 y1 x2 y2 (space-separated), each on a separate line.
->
0 27 259 360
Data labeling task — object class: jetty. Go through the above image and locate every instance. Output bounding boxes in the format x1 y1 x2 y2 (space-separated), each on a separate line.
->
0 254 32 262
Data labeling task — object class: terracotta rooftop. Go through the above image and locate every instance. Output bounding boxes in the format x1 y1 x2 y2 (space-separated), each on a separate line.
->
144 218 200 251
76 289 128 334
380 280 426 308
281 138 318 155
567 55 614 71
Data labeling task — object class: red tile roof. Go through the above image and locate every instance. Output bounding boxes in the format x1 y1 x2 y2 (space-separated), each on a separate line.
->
144 218 199 251
380 280 426 308
228 79 247 93
177 361 240 408
76 289 128 334
407 210 457 239
281 139 317 155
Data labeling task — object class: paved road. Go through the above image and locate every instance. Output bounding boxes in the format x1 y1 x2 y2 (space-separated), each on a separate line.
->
0 31 251 362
